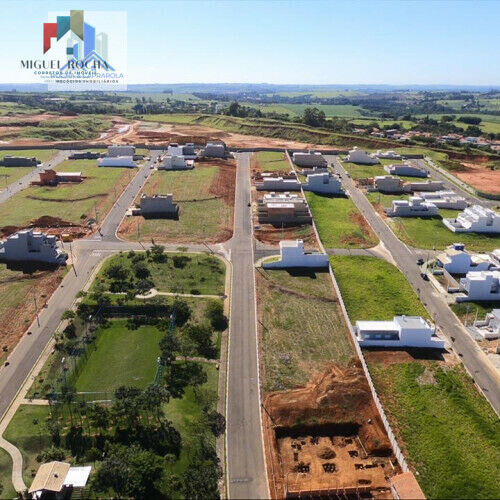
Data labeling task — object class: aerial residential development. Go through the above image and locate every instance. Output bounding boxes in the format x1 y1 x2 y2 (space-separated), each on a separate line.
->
0 1 498 499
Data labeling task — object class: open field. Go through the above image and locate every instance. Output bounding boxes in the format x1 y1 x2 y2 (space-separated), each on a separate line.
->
118 161 235 243
304 191 379 248
366 358 500 499
257 268 354 392
95 251 226 296
0 159 135 230
0 447 15 499
0 149 58 187
74 319 163 392
330 255 429 321
252 151 290 172
342 162 386 179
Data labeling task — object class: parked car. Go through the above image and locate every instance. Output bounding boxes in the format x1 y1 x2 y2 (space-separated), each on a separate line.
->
416 258 424 265
420 272 429 281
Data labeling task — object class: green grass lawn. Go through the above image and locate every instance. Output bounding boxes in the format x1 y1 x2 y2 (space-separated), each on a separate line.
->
21 116 112 141
0 159 135 227
253 151 290 172
342 162 386 179
366 361 500 499
450 302 496 325
96 251 226 295
0 150 57 187
330 255 429 321
259 268 354 392
304 191 379 248
74 319 164 392
119 164 233 243
0 447 16 499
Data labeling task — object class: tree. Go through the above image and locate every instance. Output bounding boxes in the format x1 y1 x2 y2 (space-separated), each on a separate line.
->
207 411 226 437
133 262 150 279
38 445 66 463
61 309 75 320
465 125 482 137
185 324 216 359
458 115 482 125
167 362 207 398
182 457 221 499
105 263 129 281
150 244 166 263
302 107 326 127
141 383 170 423
159 330 180 366
205 300 228 331
227 101 241 117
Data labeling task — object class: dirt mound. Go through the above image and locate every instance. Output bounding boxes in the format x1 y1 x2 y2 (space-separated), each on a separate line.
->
30 216 79 228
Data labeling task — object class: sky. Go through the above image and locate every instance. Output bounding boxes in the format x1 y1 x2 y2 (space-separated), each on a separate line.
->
1 0 499 86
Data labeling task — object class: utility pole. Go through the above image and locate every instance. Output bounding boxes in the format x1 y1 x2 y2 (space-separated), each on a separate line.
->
70 243 77 276
33 290 40 327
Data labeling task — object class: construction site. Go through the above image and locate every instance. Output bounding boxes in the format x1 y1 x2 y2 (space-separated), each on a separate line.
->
263 363 400 499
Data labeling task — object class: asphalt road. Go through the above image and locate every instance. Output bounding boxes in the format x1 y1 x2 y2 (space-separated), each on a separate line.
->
226 153 268 499
330 155 500 414
0 151 69 205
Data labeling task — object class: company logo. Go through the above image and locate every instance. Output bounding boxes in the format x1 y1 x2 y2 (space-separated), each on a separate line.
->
43 9 114 71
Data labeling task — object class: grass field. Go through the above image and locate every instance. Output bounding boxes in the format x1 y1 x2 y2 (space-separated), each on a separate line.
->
259 268 354 392
304 191 379 248
367 361 500 499
0 447 15 498
73 319 163 392
342 162 386 179
119 164 233 243
0 149 57 187
330 255 429 321
95 251 225 296
0 159 134 227
21 116 112 141
253 151 290 172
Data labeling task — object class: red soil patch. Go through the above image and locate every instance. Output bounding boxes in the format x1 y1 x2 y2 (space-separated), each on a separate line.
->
455 162 500 195
0 216 88 239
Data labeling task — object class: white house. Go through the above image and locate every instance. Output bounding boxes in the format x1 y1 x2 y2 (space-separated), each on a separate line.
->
256 176 301 191
443 205 500 234
415 191 468 210
166 143 197 160
107 145 135 157
0 229 67 265
200 141 229 158
405 180 444 192
386 196 439 217
262 240 329 269
474 309 500 339
261 192 302 204
346 147 379 164
458 270 500 301
158 155 194 170
292 151 327 168
384 163 428 178
375 150 402 160
354 316 445 348
374 175 406 193
136 194 179 218
97 156 136 168
302 172 345 195
436 243 493 274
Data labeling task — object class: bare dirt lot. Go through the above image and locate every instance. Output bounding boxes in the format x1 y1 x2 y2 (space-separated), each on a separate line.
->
263 363 399 498
455 162 500 195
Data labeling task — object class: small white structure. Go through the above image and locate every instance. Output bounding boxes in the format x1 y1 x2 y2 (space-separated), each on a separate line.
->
108 145 135 157
458 270 500 301
354 316 445 348
474 309 500 339
437 243 493 274
386 196 439 217
158 155 194 170
406 180 444 192
0 229 67 265
375 150 402 160
200 141 229 158
136 194 179 217
292 151 327 168
29 462 91 499
261 192 302 204
262 240 329 269
384 163 428 178
302 172 345 195
374 175 406 193
63 466 92 489
166 143 197 160
443 205 500 234
256 176 301 191
415 191 468 210
98 156 136 168
346 147 379 164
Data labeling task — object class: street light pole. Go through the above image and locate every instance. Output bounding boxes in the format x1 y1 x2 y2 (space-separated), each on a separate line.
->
33 290 40 327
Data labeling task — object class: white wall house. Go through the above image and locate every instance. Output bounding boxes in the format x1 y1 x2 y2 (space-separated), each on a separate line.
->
374 175 406 193
262 240 329 269
292 151 327 167
0 229 67 265
375 150 402 160
443 205 500 234
384 163 428 178
137 194 179 217
158 155 194 170
302 172 345 195
97 156 136 168
458 270 500 301
354 316 445 348
108 145 135 157
256 176 301 191
200 142 228 158
386 196 439 217
415 191 468 210
437 243 493 274
474 309 500 339
405 180 444 192
346 147 379 164
261 192 302 204
166 143 197 160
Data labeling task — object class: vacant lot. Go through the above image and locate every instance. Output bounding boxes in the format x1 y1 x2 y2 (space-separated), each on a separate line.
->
258 268 354 392
0 149 57 187
330 255 428 321
366 360 500 499
252 151 290 172
95 251 226 296
0 159 135 228
342 162 386 180
118 161 235 243
304 191 378 248
74 319 163 392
